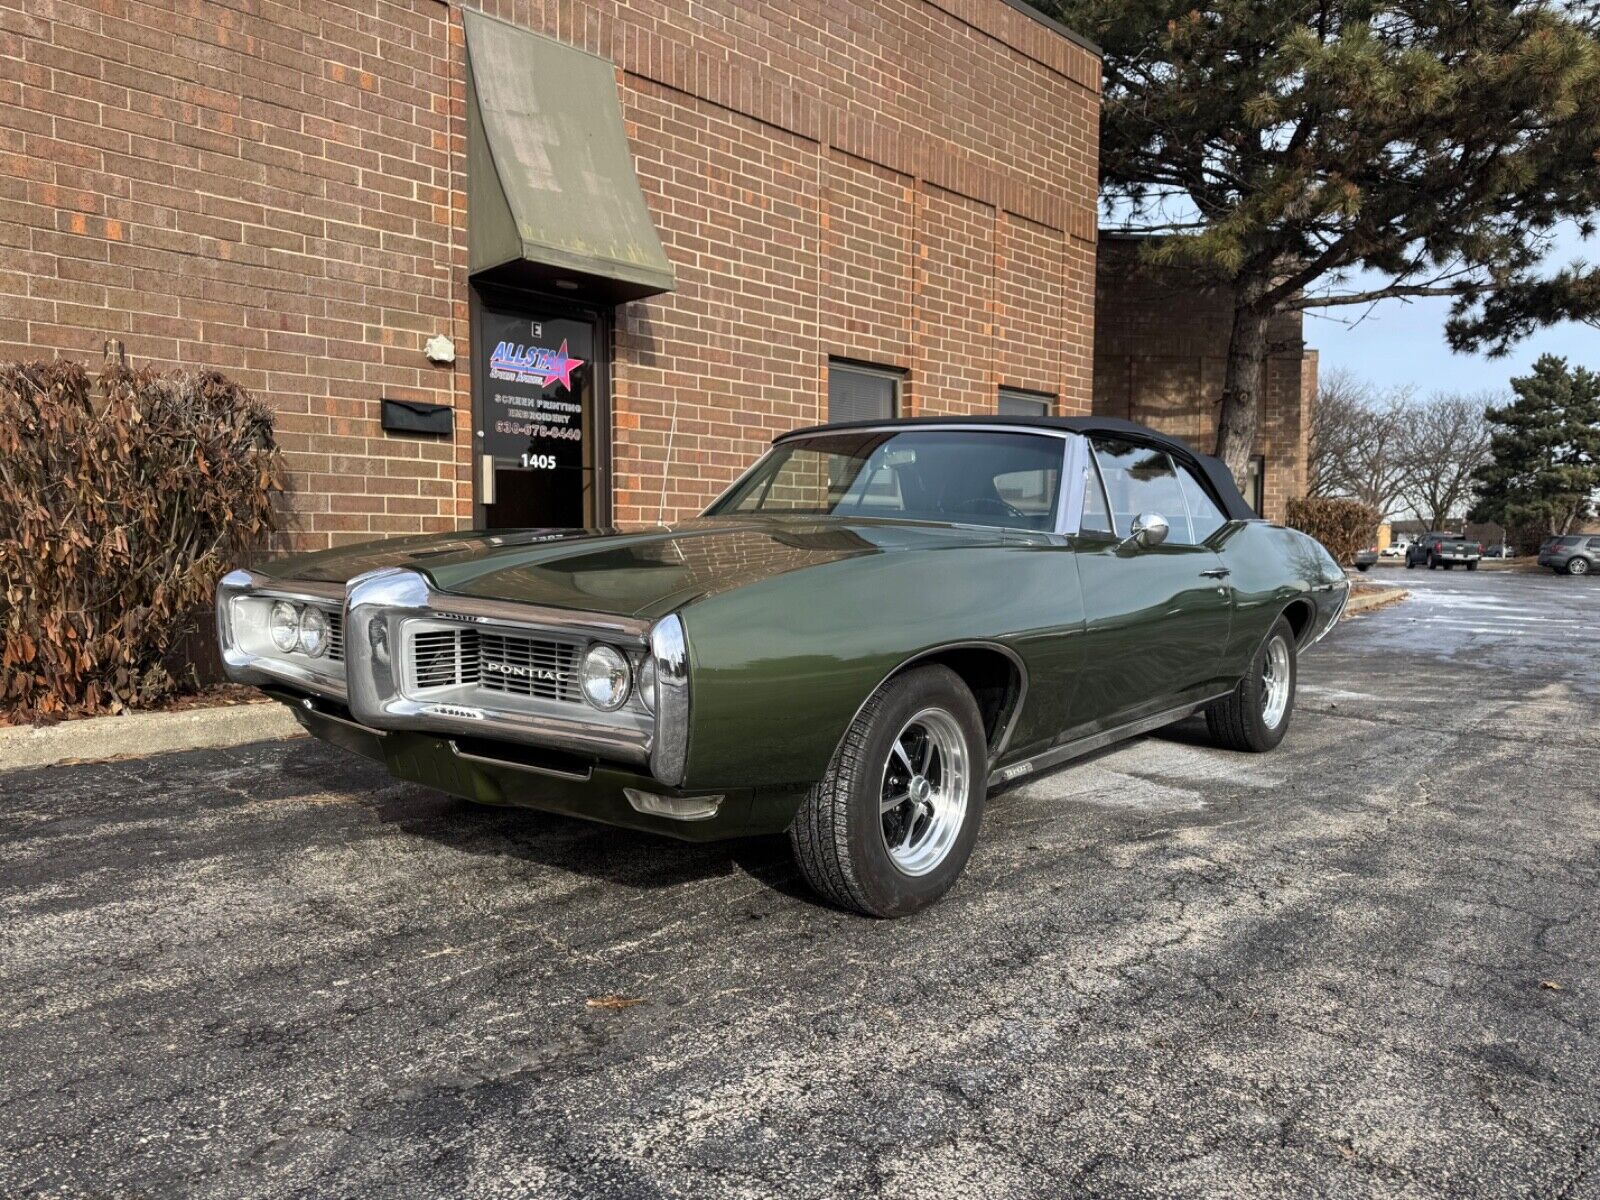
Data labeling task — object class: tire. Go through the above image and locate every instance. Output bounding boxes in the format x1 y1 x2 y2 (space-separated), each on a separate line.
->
1443 561 1454 570
1466 560 1478 571
789 665 987 918
1356 563 1371 572
1205 616 1297 754
1406 556 1417 570
1428 556 1439 570
1568 557 1590 577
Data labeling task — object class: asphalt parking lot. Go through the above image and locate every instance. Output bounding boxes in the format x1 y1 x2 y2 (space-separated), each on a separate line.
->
2 569 1597 1199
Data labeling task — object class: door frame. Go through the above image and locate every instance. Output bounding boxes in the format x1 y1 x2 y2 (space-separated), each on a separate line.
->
468 279 614 529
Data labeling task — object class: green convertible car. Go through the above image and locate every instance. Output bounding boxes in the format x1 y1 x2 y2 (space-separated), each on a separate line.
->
218 417 1349 916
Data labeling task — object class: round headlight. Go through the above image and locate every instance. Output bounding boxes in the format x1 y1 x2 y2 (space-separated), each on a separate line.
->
269 600 300 653
637 656 657 714
297 606 329 658
580 644 632 711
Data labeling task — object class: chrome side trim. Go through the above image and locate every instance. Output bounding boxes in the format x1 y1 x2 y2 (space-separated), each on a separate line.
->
991 692 1232 787
649 613 690 787
215 569 348 701
343 567 654 768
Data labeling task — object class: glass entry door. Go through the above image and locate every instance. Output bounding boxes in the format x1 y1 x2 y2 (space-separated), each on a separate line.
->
472 289 607 530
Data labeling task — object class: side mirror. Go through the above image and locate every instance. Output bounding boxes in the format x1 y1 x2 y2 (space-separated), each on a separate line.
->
1121 512 1169 551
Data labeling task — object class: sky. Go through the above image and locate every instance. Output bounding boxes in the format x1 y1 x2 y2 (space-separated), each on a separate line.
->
1308 224 1599 400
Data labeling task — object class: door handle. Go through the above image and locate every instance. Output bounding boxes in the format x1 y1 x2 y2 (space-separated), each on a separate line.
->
1200 567 1231 579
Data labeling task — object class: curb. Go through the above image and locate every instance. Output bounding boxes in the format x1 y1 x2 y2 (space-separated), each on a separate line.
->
0 701 305 772
1344 587 1409 616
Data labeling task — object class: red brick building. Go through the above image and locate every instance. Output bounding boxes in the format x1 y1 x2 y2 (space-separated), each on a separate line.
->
2 0 1102 550
1092 237 1317 522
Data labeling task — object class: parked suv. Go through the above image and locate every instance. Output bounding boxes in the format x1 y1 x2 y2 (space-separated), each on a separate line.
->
1405 532 1483 570
1538 534 1600 576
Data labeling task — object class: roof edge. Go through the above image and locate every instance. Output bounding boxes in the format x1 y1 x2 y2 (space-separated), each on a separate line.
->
993 0 1102 58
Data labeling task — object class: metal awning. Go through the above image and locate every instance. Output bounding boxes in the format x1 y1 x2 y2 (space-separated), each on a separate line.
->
464 11 675 302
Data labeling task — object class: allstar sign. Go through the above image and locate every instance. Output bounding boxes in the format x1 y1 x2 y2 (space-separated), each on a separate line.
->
488 339 585 392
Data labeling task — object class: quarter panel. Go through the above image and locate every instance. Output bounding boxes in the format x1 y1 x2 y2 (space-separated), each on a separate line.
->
1216 522 1345 673
677 540 1084 789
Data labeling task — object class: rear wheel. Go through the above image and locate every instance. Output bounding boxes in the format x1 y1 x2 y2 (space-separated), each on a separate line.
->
1205 616 1297 753
789 665 987 918
1568 557 1591 577
1466 560 1479 571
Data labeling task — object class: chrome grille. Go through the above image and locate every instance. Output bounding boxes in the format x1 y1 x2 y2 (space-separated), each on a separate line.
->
413 628 480 689
406 624 582 703
477 631 580 702
325 607 344 663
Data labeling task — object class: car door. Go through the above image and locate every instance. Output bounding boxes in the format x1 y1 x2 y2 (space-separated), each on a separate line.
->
1066 435 1233 733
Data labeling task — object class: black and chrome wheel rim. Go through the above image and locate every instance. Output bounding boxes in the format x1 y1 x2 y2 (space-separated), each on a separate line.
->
1261 635 1291 729
879 708 969 877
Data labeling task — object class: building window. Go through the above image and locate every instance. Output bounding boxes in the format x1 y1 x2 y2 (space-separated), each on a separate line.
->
828 360 901 422
1245 454 1265 517
998 387 1052 417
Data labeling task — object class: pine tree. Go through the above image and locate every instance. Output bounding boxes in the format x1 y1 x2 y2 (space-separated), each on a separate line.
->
1469 355 1600 543
1039 0 1600 481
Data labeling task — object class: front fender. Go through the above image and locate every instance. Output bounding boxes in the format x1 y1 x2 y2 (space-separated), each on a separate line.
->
675 542 1082 790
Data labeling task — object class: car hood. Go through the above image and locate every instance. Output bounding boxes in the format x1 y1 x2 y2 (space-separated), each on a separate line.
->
257 517 1017 619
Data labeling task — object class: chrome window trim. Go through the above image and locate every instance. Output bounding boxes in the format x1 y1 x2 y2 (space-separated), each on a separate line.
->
1076 436 1118 538
215 569 348 701
1058 434 1089 536
705 424 1077 534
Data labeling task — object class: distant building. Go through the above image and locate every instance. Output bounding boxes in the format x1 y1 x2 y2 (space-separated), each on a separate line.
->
1092 237 1316 522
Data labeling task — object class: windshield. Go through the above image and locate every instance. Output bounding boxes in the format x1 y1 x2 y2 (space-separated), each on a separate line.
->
707 430 1064 531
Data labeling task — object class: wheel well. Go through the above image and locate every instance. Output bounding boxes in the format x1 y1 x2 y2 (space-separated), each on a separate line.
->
1281 598 1315 645
894 645 1023 755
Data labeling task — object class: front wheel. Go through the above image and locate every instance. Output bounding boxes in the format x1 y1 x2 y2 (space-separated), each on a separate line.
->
1406 556 1417 570
789 665 987 918
1205 616 1297 753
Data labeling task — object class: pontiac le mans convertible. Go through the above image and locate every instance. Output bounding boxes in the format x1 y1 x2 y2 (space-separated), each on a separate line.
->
218 417 1348 916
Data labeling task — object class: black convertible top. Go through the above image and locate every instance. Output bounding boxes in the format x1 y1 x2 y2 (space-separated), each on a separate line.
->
775 415 1258 523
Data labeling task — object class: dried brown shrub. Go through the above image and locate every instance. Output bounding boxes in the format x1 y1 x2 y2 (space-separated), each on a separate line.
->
1284 496 1381 566
0 360 282 720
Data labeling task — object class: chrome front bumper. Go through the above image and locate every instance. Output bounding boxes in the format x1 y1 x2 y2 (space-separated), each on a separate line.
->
217 567 691 785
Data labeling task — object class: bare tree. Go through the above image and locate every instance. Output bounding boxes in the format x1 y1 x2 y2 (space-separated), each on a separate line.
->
1306 368 1412 520
1396 394 1498 530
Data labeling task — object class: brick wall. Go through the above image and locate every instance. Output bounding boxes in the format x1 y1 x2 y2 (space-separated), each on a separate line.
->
1091 238 1314 522
2 0 1100 547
